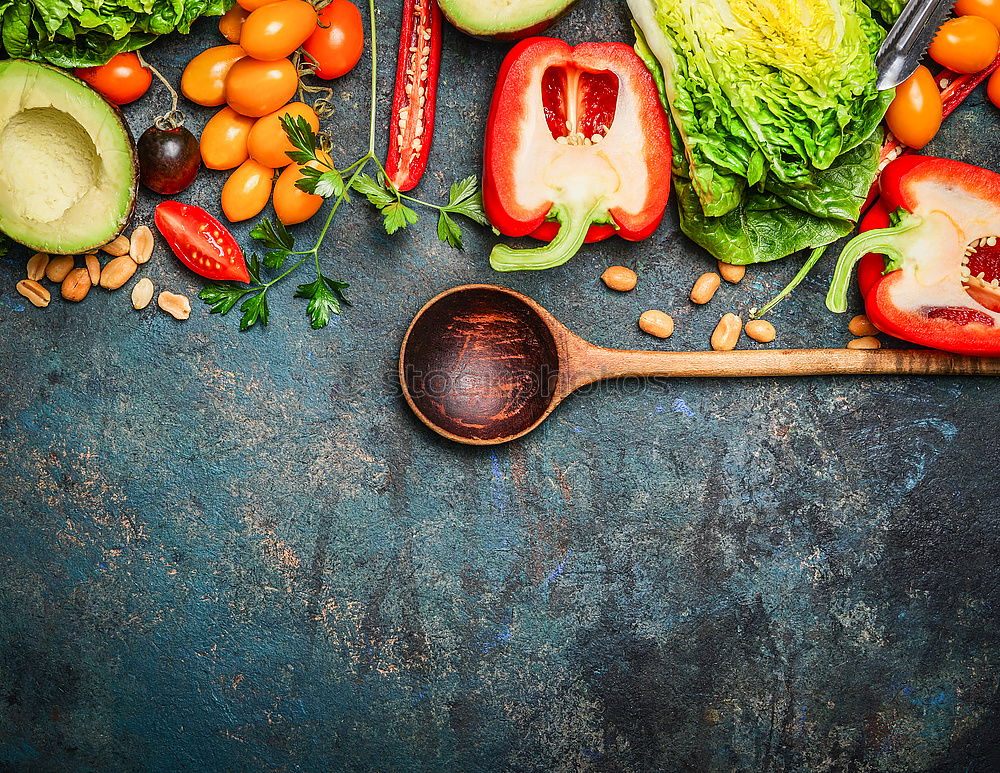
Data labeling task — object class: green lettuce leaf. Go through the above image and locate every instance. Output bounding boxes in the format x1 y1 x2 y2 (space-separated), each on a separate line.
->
629 0 888 217
0 0 230 67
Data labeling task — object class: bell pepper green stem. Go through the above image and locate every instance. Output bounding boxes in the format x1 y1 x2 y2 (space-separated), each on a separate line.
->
825 216 923 313
490 201 609 272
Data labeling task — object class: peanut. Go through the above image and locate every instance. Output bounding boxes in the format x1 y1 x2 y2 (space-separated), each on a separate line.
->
45 254 75 283
745 319 776 343
601 265 637 292
848 314 879 336
711 313 742 351
717 260 746 284
26 252 49 281
638 310 674 338
100 234 130 256
131 277 154 310
129 225 154 264
100 255 138 290
85 254 102 285
847 336 881 350
61 267 92 303
16 279 50 308
690 272 721 304
158 291 191 320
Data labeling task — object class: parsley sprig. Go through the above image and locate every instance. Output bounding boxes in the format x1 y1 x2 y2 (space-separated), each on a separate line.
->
199 0 486 331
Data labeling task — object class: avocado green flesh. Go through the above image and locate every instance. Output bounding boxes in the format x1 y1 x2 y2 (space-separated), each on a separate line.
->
439 0 576 37
0 60 136 255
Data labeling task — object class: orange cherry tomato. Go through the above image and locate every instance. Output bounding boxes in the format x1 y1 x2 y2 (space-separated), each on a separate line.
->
219 5 250 43
273 153 332 225
240 0 318 61
929 15 1000 73
955 0 1000 31
74 53 152 105
222 159 274 222
247 102 318 168
200 107 257 170
225 56 298 117
989 69 1000 107
885 65 943 150
181 45 245 107
237 0 280 10
302 0 364 80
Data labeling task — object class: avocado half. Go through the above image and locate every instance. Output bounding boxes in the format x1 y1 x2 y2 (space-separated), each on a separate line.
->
0 60 137 255
438 0 579 39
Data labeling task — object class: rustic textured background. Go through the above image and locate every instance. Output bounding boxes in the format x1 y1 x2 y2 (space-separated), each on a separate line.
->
1 1 999 771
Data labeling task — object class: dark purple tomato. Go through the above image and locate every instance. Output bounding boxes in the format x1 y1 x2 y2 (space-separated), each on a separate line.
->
137 126 200 195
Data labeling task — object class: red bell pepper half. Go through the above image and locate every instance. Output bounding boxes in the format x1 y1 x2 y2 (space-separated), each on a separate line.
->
827 156 1000 356
483 37 671 271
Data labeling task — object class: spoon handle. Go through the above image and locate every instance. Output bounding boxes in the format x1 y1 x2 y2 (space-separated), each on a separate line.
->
571 347 1000 385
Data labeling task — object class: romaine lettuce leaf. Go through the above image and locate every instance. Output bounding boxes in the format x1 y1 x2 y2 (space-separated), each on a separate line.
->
629 0 888 217
0 0 230 67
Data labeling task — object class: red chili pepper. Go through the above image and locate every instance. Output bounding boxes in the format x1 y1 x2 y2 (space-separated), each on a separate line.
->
483 38 671 271
385 0 441 192
828 156 1000 356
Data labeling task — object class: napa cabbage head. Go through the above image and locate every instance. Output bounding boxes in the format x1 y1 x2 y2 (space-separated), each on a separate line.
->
629 0 888 217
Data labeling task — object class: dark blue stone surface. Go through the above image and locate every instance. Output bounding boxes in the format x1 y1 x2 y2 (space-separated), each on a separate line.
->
1 2 999 770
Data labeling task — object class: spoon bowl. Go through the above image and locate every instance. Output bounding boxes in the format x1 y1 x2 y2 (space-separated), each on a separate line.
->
400 284 1000 445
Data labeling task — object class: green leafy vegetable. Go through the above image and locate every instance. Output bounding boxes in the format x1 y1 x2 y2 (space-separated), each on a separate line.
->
0 0 230 67
630 0 892 268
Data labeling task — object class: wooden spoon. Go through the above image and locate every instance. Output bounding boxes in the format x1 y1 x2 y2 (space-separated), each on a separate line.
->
399 284 1000 445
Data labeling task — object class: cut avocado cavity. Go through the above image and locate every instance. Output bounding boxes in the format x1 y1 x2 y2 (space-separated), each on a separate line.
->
438 0 578 38
0 60 137 255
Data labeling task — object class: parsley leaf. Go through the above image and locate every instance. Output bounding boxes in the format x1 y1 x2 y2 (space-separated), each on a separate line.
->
445 176 489 226
280 115 319 164
351 173 396 208
199 283 252 317
437 211 464 249
296 168 345 199
250 218 294 251
295 275 352 329
381 201 419 235
239 291 270 331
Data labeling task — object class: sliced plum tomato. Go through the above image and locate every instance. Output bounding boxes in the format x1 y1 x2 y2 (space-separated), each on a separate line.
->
247 102 318 168
155 201 249 283
224 56 299 117
929 15 1000 74
237 0 281 10
955 0 1000 30
885 65 942 150
302 0 365 80
219 5 250 43
240 0 318 61
200 107 257 170
181 45 245 107
989 68 1000 107
385 0 441 192
222 159 274 222
74 53 152 105
273 153 332 225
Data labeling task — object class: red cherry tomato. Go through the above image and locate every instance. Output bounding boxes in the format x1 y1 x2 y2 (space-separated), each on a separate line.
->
929 15 1000 73
955 0 1000 30
989 68 1000 107
885 65 943 150
302 0 364 79
154 201 250 283
74 53 152 105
